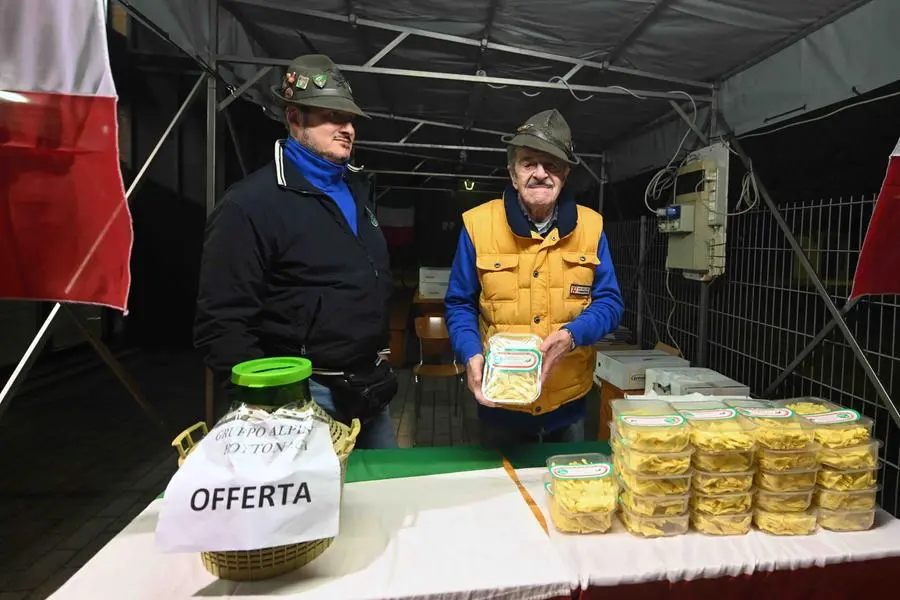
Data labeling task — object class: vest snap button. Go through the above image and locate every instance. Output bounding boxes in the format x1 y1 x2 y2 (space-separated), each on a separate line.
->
579 255 585 262
533 316 541 324
535 406 543 414
533 270 539 278
494 262 501 268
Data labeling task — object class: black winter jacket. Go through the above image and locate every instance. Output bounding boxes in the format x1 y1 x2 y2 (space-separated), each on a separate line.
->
194 140 393 379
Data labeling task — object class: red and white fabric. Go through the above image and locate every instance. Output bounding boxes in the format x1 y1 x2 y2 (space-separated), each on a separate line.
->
851 137 900 299
376 204 415 247
0 0 133 311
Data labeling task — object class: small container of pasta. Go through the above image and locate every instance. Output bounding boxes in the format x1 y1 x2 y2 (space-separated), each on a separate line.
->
817 465 879 491
671 400 757 452
754 507 818 536
757 445 820 472
756 489 814 513
546 453 618 534
481 333 543 405
692 468 755 495
614 433 693 475
756 466 818 492
725 399 815 450
775 398 874 449
691 489 754 515
817 507 876 532
612 400 690 452
619 504 690 538
620 487 690 517
815 485 880 511
691 511 752 536
692 448 756 473
818 439 882 470
618 466 693 496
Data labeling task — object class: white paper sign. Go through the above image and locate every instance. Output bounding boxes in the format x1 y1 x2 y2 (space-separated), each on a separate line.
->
155 411 342 553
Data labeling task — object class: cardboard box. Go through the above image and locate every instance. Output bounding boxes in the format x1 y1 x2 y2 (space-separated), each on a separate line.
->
418 281 449 299
644 367 750 397
594 349 690 390
419 267 451 286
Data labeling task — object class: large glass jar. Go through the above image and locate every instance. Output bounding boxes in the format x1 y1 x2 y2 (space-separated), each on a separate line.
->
230 357 312 408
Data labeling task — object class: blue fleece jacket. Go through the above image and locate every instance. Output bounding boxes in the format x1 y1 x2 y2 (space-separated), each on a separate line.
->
444 191 625 433
284 137 358 235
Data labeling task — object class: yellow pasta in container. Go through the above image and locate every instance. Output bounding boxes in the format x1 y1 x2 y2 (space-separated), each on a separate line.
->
547 453 618 517
756 467 818 492
691 490 753 515
620 487 690 517
815 486 879 511
693 449 755 473
777 398 873 449
725 399 814 450
754 507 817 536
481 333 543 405
817 465 879 491
619 466 692 496
545 482 613 534
818 440 882 470
692 468 755 495
691 511 752 536
757 445 820 472
755 489 814 513
615 434 693 475
672 401 757 452
612 400 690 453
619 505 689 538
817 507 876 532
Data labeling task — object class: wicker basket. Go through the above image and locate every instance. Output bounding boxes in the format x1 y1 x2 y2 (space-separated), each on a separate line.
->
170 404 361 581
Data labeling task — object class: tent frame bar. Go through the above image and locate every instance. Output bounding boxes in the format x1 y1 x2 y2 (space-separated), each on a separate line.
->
228 0 713 90
367 170 509 180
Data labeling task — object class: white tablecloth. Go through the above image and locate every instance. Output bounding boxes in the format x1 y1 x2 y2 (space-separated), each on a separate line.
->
50 468 577 600
516 467 900 589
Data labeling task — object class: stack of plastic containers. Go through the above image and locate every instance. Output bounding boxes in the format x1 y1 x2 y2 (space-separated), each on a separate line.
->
671 400 757 536
545 453 619 534
611 400 693 537
778 397 881 532
723 399 819 535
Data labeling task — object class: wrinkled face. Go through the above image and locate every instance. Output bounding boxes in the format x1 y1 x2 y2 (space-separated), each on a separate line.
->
508 147 570 214
287 106 356 163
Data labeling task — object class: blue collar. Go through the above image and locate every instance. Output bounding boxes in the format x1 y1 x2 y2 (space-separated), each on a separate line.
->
503 184 577 238
283 137 347 192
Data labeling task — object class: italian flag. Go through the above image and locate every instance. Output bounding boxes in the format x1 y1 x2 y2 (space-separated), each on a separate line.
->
376 202 415 247
0 0 133 311
851 137 900 299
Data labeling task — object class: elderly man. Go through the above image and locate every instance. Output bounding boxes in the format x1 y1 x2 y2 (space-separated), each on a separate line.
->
445 109 624 447
194 54 398 448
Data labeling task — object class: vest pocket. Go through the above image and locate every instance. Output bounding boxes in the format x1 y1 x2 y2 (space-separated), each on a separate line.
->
476 254 519 302
562 252 599 301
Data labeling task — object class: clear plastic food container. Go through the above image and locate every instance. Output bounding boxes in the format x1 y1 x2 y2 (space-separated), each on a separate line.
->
754 507 817 536
725 399 815 450
692 468 755 495
817 465 879 491
755 489 814 512
547 453 618 514
817 440 882 470
619 505 690 538
692 448 755 473
544 481 614 534
671 400 757 452
691 511 752 536
481 333 543 405
618 465 692 496
815 485 880 511
756 467 818 492
817 507 876 532
691 490 754 515
612 400 691 452
619 486 690 517
775 398 873 449
615 434 693 475
757 444 820 472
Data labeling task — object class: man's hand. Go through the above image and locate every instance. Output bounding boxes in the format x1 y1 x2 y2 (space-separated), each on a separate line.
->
465 354 499 407
540 329 575 384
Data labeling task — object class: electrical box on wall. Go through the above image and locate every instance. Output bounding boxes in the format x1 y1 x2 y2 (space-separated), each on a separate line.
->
657 141 730 281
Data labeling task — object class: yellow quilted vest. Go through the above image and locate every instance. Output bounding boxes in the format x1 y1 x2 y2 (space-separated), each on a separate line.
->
462 197 603 416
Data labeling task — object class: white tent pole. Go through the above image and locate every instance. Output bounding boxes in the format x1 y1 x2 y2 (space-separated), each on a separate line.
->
367 170 509 180
233 0 712 90
217 66 272 111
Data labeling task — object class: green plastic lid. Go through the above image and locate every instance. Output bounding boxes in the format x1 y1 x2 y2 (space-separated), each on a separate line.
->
231 357 312 388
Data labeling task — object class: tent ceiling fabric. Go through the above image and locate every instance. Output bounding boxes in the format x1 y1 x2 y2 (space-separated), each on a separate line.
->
125 0 867 184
